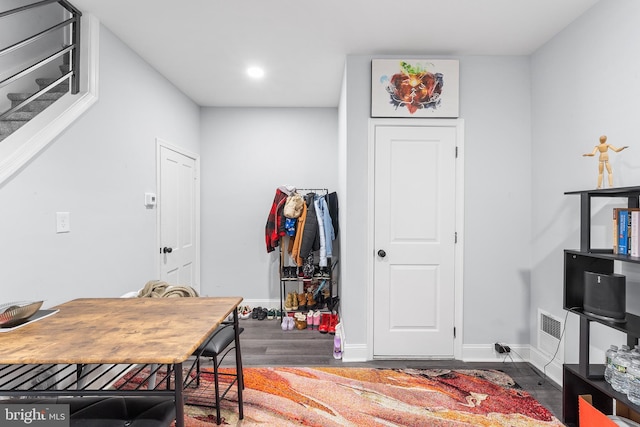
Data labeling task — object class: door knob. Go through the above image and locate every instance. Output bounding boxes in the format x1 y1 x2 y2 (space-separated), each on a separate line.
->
162 247 173 254
377 249 386 258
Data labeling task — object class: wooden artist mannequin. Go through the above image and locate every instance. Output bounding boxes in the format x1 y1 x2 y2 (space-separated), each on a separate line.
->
583 135 628 189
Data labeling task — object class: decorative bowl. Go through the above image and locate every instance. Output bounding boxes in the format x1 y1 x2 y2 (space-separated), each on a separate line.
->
0 301 44 328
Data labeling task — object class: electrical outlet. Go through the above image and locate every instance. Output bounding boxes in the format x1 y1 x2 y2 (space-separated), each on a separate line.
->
56 212 70 233
495 343 511 354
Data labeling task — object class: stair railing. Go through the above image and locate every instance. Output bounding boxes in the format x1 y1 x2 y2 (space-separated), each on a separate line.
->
0 0 81 122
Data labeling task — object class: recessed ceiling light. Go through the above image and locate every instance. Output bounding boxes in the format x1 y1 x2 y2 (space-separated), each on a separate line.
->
247 66 265 79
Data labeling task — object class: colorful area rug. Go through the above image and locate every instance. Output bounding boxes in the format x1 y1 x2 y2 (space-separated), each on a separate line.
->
178 366 563 426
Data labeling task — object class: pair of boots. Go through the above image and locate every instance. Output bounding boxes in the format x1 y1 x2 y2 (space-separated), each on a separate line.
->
284 292 316 311
318 313 339 334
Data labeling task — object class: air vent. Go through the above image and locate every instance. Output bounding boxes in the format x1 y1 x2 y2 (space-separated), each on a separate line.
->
541 312 562 339
538 309 564 359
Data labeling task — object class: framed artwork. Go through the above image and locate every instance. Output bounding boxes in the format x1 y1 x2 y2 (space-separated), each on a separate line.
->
371 59 459 118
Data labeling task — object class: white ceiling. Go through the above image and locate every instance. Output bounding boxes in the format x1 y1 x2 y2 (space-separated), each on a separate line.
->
71 0 599 108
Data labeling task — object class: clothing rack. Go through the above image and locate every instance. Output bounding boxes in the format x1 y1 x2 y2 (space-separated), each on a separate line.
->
295 188 329 195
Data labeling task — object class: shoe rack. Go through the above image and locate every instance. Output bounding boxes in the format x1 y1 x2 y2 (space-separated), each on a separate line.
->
278 245 339 321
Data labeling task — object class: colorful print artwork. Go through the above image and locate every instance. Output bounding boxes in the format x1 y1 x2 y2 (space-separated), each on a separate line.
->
371 59 459 118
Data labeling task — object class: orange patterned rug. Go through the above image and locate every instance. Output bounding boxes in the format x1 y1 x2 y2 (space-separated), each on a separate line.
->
178 366 563 426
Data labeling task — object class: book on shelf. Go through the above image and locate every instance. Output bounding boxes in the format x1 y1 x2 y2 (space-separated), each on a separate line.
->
613 208 640 256
613 207 622 254
632 210 640 257
619 209 629 255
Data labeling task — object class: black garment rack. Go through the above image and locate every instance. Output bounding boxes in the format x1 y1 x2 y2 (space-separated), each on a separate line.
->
293 188 329 195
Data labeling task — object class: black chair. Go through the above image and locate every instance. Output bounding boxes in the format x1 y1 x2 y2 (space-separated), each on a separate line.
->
186 321 244 425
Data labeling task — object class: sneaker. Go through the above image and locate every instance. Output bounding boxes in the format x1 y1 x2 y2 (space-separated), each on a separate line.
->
239 306 252 320
267 308 276 320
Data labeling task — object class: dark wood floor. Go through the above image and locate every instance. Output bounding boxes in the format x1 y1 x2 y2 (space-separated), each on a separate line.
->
233 317 564 421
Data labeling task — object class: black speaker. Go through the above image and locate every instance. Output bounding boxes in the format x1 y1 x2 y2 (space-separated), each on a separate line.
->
583 271 626 322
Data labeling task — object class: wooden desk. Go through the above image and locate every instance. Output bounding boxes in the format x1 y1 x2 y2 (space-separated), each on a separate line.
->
0 297 243 427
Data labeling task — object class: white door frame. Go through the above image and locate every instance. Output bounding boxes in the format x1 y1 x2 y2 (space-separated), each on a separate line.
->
156 138 201 291
367 118 465 360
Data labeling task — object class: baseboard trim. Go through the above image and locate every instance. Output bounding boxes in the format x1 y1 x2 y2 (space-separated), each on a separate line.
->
462 343 530 363
342 344 368 362
529 346 563 387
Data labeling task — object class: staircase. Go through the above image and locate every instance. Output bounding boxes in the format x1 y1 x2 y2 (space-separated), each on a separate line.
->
0 66 70 142
0 0 98 186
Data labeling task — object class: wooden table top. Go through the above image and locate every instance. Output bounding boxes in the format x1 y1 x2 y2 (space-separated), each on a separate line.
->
0 297 242 365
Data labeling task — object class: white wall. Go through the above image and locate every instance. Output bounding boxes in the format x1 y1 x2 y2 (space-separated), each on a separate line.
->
198 107 338 300
342 54 533 360
0 25 200 308
531 0 640 377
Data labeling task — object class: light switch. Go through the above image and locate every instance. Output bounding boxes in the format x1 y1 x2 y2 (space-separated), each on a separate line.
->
56 212 70 233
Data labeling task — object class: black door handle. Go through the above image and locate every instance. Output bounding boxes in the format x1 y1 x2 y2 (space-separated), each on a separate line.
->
377 249 386 258
162 247 173 254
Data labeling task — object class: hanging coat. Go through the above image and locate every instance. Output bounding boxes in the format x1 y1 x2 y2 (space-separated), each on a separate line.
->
290 202 308 266
265 189 288 253
299 193 320 259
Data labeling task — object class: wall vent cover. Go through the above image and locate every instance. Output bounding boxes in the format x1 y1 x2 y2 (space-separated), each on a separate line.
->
538 309 564 359
541 312 562 339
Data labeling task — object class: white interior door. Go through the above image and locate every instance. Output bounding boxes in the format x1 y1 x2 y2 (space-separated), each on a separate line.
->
373 124 457 358
158 143 199 291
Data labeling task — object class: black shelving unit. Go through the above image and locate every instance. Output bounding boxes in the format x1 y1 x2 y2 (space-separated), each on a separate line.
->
563 186 640 426
278 247 338 318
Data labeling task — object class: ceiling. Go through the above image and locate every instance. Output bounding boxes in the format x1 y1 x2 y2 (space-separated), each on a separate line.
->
70 0 599 108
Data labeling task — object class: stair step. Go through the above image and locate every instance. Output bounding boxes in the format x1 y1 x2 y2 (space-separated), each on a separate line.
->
3 111 38 121
0 118 29 134
8 91 65 109
35 78 69 93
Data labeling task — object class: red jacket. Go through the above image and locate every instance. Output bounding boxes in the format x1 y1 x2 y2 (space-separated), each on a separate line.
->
265 189 288 253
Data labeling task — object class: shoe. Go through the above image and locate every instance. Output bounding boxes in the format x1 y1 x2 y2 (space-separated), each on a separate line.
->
252 307 261 319
306 292 316 310
328 314 339 334
313 310 321 329
257 307 268 320
318 313 331 333
267 308 276 320
297 293 307 311
281 316 294 331
284 293 296 311
306 311 314 329
294 312 307 330
239 306 252 320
